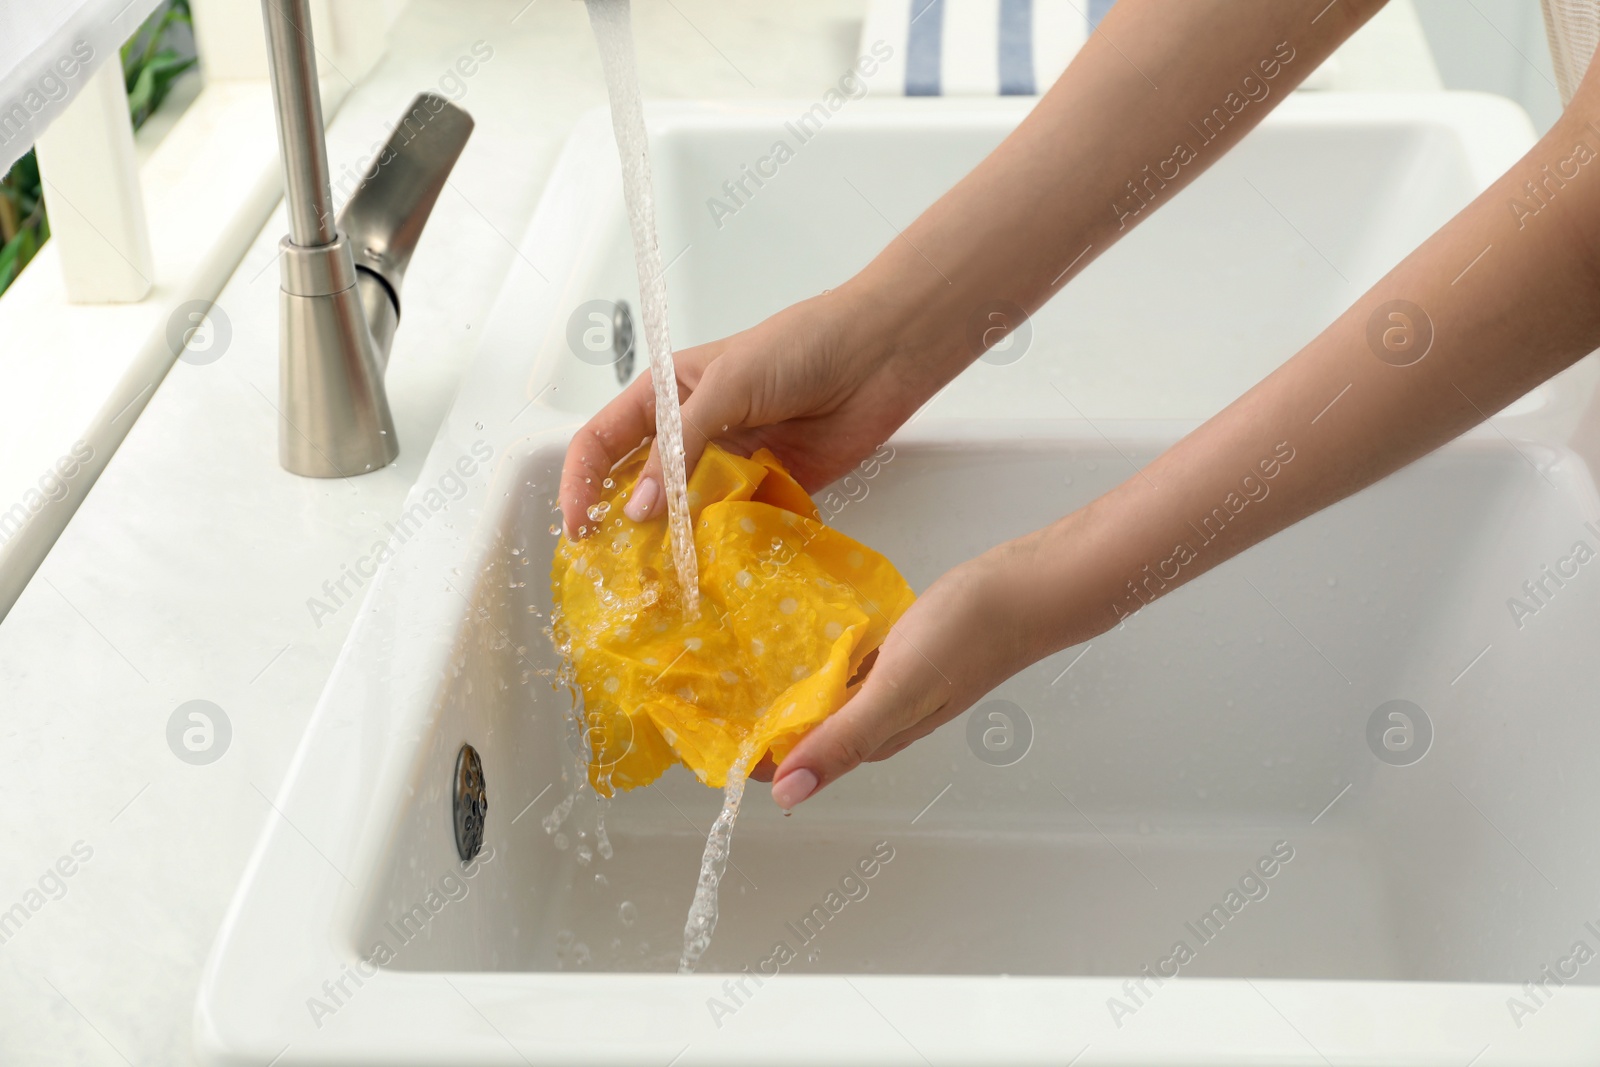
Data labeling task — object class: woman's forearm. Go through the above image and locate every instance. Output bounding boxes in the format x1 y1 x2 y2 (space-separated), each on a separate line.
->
844 0 1385 403
1020 72 1600 654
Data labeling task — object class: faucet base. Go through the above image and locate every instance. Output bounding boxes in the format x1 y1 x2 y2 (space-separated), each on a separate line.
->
278 234 399 478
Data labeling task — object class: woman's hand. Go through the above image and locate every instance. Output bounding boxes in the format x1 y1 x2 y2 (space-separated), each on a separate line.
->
559 285 933 538
762 530 1081 807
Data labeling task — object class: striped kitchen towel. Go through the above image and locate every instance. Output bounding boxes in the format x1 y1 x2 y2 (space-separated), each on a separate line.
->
859 0 1115 96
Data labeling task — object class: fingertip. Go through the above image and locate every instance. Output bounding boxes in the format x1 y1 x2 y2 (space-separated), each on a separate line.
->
623 475 660 522
771 767 818 810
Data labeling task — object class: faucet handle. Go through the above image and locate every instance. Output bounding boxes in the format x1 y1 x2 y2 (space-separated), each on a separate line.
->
340 94 475 316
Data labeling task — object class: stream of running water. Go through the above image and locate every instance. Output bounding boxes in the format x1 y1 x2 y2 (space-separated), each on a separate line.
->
584 0 699 619
586 0 748 975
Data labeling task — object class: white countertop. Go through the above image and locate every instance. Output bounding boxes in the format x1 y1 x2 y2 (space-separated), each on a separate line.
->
0 2 1440 1062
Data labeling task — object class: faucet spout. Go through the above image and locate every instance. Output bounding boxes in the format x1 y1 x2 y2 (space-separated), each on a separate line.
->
261 0 337 248
259 1 473 478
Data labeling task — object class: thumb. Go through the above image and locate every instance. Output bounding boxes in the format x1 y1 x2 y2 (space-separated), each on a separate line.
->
769 630 948 809
624 357 749 522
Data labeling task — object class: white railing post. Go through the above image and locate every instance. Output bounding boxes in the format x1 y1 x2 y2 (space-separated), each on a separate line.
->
314 0 405 84
190 0 397 87
33 61 154 304
190 0 271 81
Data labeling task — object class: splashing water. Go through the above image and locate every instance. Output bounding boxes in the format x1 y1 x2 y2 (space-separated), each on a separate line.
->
584 0 699 616
541 788 577 837
678 741 758 973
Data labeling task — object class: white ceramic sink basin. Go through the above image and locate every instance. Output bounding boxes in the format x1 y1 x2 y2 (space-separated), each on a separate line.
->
534 93 1552 421
197 97 1600 1064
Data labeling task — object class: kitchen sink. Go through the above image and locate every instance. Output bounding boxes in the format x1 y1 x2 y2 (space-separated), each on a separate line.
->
197 95 1600 1065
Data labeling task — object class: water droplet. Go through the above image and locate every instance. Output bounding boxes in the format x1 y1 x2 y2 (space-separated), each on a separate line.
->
549 523 560 535
619 901 638 926
588 501 612 522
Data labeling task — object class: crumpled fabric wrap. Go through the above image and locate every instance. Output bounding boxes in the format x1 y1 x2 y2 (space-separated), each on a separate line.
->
551 444 916 794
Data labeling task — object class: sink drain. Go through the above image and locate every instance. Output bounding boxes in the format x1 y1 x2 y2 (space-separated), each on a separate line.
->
453 743 488 862
612 299 635 385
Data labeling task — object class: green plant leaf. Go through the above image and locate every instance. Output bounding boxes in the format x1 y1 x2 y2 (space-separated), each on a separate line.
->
128 52 198 128
0 240 21 291
0 225 39 292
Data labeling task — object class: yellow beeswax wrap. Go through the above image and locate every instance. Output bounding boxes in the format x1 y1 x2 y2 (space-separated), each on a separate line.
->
551 444 915 794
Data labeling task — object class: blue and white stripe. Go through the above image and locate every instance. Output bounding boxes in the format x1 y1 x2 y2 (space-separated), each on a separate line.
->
996 0 1035 96
867 0 1114 97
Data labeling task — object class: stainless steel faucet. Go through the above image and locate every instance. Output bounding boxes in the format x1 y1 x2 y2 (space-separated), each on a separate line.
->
259 0 474 477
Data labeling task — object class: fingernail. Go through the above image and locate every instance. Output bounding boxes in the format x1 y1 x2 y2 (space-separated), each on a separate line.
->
624 476 659 521
771 768 818 810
